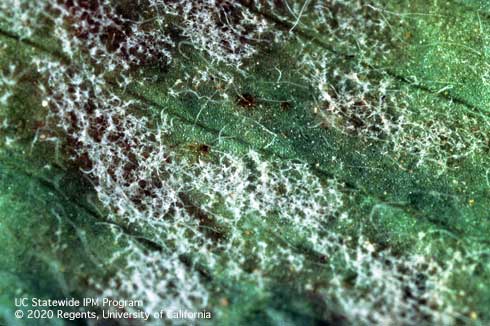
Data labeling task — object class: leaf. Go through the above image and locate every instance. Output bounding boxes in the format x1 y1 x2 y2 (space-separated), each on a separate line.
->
1 0 489 324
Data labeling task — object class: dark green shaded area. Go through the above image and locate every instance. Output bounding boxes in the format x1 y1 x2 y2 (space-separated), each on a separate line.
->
0 149 119 325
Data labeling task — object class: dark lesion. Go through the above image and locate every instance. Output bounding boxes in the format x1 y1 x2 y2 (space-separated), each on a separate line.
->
188 143 212 156
236 93 257 109
280 100 291 111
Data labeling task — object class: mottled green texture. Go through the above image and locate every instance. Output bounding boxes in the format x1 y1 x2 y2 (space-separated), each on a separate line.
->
391 1 490 108
0 150 122 325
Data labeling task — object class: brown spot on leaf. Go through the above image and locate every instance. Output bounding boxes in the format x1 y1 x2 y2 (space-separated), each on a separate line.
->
280 101 291 111
236 93 257 109
198 144 211 154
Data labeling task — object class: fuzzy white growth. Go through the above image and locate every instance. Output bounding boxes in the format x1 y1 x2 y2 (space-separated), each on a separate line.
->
50 0 174 72
149 0 268 67
327 240 461 325
294 0 401 140
0 0 46 39
0 64 16 107
36 51 462 324
35 49 344 314
295 0 490 169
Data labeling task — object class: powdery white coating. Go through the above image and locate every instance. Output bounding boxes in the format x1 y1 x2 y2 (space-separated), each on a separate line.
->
293 0 490 170
0 64 16 106
0 0 46 39
35 51 463 324
50 0 174 74
148 0 269 67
